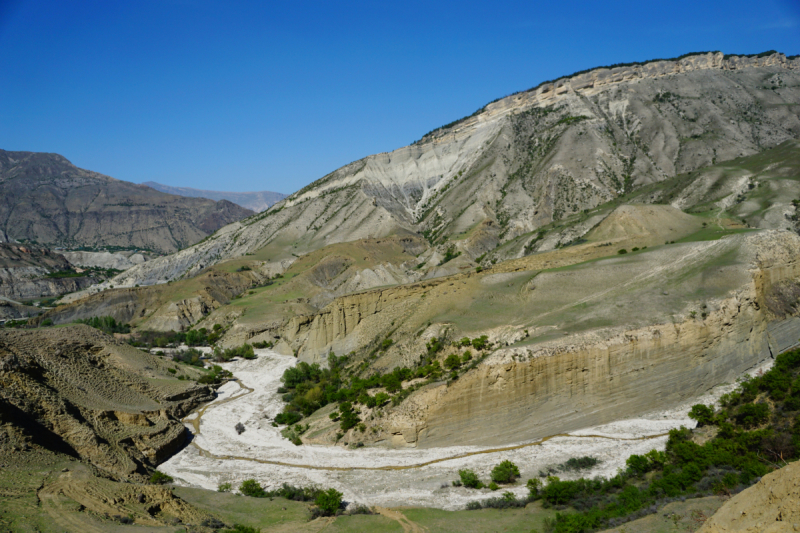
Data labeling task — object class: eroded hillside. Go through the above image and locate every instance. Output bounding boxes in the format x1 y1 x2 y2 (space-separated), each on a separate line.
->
105 51 800 288
0 325 214 479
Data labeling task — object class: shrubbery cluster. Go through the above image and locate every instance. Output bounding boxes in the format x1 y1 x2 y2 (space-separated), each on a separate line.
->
237 479 343 517
75 316 130 334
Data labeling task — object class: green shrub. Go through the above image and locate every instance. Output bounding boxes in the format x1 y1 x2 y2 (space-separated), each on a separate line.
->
618 249 628 254
41 318 53 327
559 456 600 472
735 403 769 428
239 479 266 497
338 402 361 431
459 469 482 489
149 471 173 485
471 335 490 351
217 482 232 492
221 525 258 533
488 482 499 491
314 488 343 516
444 353 461 370
688 404 715 427
491 460 520 483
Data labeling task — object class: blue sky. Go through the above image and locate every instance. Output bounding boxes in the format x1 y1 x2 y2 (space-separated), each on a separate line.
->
1 0 798 194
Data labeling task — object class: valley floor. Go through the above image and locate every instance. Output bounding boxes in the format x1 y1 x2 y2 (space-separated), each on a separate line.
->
160 349 772 511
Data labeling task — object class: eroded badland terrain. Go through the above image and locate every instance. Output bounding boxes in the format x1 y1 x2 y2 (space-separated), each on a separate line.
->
4 50 800 532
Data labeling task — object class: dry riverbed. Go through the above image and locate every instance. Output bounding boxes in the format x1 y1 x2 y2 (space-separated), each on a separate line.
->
159 349 771 510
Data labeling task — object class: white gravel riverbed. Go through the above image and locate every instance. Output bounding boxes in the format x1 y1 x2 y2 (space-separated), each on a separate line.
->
159 349 772 510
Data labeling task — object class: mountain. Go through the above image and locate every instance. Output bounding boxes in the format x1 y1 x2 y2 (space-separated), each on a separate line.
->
0 150 255 254
142 181 285 212
109 51 800 287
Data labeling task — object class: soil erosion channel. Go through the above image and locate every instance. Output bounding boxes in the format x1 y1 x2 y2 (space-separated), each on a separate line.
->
161 350 740 510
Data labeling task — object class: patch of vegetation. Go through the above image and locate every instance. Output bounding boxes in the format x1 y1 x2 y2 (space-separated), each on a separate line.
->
149 470 173 485
197 364 232 385
252 340 274 349
491 460 521 484
237 479 342 518
127 329 185 348
173 347 204 367
438 245 462 265
74 315 130 334
44 269 86 279
212 343 255 362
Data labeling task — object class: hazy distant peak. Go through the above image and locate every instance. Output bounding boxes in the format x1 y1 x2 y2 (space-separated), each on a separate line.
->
143 181 286 212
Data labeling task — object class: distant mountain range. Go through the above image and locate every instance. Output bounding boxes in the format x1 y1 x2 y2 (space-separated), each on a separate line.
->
0 150 254 254
143 182 285 212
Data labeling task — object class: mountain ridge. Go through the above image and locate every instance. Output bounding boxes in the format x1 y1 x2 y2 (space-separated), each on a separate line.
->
0 149 254 254
142 181 285 212
100 50 800 289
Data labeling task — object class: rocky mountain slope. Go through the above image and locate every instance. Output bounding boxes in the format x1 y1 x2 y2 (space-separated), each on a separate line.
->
106 51 800 288
0 243 95 303
144 181 286 212
0 150 254 254
0 325 214 479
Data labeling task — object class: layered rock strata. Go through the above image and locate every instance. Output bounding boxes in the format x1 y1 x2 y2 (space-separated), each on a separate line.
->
0 326 214 479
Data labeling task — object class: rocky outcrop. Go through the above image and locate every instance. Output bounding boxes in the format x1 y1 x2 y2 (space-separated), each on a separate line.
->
0 326 214 479
0 149 254 254
62 250 147 271
110 51 800 287
40 267 261 332
698 459 800 532
0 243 96 301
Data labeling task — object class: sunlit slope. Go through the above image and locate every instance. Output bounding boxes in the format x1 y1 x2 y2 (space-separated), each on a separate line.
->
102 52 800 288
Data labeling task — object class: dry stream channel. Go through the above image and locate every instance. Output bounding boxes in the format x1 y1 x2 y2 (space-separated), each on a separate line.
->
160 349 765 510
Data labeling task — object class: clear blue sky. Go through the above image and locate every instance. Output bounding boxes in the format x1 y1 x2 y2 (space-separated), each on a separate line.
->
1 0 798 194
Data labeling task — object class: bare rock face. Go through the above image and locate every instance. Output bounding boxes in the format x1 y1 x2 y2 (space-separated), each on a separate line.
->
62 250 147 271
0 243 96 301
0 325 214 479
0 150 254 254
698 459 800 532
113 52 800 287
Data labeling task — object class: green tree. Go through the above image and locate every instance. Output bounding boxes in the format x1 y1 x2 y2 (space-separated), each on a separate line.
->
458 469 482 489
688 404 715 427
339 402 361 431
491 460 520 483
314 488 343 516
444 353 461 370
239 479 266 497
